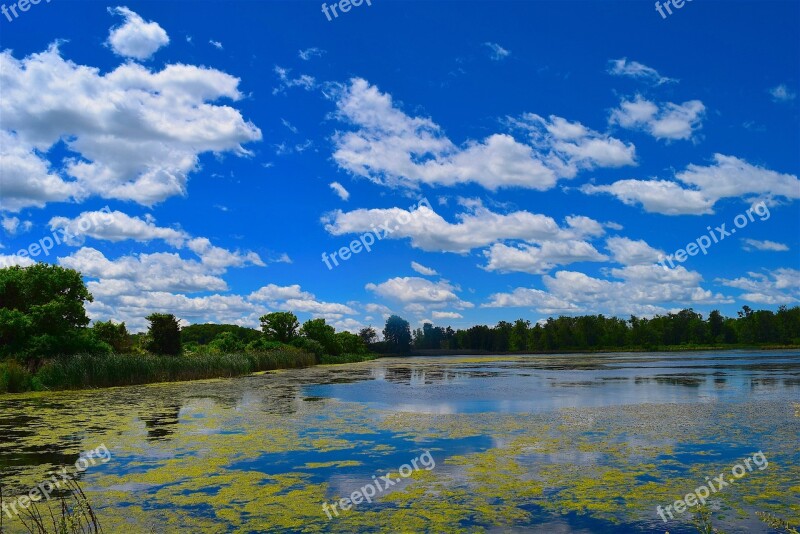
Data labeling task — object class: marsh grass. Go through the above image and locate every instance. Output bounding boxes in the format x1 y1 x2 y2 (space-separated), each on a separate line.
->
0 479 102 534
0 350 315 393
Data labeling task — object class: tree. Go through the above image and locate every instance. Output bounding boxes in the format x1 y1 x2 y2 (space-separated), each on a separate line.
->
0 264 102 360
207 331 245 353
260 312 300 343
300 318 340 355
358 326 377 345
92 320 132 353
146 313 182 355
336 331 367 354
383 315 411 353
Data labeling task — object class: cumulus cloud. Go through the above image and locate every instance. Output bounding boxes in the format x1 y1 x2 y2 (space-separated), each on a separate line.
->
248 284 357 316
411 261 438 276
0 44 261 210
609 95 705 141
717 268 799 305
366 277 473 311
1 216 32 236
581 154 798 215
605 236 664 265
106 7 169 60
742 239 790 252
49 210 188 247
485 265 730 316
329 182 350 201
607 58 676 85
482 240 608 274
432 311 462 320
332 79 632 192
324 200 605 253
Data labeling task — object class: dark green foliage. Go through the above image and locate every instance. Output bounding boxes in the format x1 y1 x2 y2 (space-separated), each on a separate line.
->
0 264 106 360
146 313 182 356
259 312 300 343
0 360 34 393
181 323 261 346
358 326 378 345
32 349 315 390
291 337 326 360
383 315 412 353
335 331 367 354
300 318 341 356
92 320 132 353
408 306 800 353
207 331 246 353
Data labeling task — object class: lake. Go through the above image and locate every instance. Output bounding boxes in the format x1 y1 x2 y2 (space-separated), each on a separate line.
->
0 351 798 533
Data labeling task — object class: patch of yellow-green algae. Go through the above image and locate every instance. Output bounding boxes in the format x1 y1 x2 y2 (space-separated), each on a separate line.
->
1 360 798 532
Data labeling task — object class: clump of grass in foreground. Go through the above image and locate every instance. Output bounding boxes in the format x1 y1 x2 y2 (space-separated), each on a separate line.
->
318 353 379 365
32 349 316 391
0 479 102 534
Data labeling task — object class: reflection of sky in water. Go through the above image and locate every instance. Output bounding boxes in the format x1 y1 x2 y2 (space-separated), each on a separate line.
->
306 351 800 414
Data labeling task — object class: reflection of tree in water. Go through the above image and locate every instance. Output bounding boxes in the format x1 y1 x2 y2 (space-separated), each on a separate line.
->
140 401 182 442
379 366 471 385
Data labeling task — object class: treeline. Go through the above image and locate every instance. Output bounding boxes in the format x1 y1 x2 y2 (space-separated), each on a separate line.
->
0 264 374 393
402 307 800 353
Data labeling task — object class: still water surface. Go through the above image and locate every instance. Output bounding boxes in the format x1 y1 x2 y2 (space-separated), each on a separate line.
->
0 351 798 533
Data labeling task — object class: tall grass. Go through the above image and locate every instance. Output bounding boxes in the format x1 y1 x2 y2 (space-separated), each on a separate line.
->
318 353 379 365
0 350 315 393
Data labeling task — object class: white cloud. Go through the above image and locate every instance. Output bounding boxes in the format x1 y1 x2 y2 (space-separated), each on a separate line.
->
1 216 32 235
717 269 800 305
273 66 316 95
510 113 637 176
484 42 511 60
581 179 714 215
432 311 462 320
742 239 790 252
770 84 796 102
609 95 705 141
366 277 473 311
485 265 730 317
329 182 350 201
482 240 608 274
298 47 325 61
248 284 356 317
332 80 635 192
0 254 37 269
411 261 438 276
49 210 188 247
106 7 169 61
605 236 664 265
209 40 224 50
324 200 605 253
607 58 676 85
0 44 261 209
0 130 82 212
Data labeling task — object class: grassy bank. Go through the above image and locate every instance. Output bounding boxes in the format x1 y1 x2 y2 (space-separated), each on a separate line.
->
0 350 336 394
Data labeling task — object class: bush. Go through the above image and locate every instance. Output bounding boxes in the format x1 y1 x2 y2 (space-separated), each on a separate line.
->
0 360 33 393
246 338 287 353
291 337 326 361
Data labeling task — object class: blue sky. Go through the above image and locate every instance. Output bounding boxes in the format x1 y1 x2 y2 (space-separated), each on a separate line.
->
1 0 798 332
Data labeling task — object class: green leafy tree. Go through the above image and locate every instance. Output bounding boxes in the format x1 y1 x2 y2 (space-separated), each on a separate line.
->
146 313 182 355
260 312 300 343
207 331 246 353
0 264 103 360
383 315 411 354
336 331 367 354
358 326 377 345
300 318 340 355
92 320 132 353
